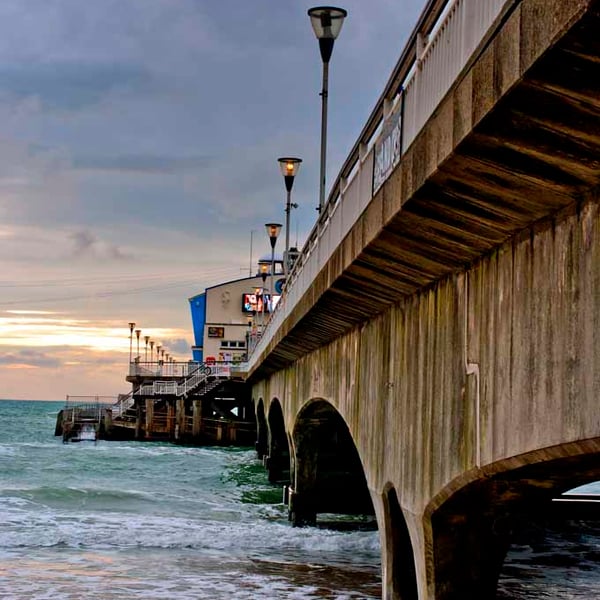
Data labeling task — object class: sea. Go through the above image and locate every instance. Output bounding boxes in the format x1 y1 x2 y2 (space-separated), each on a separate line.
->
0 399 598 599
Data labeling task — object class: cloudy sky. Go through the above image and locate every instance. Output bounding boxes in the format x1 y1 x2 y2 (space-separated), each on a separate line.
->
0 0 425 400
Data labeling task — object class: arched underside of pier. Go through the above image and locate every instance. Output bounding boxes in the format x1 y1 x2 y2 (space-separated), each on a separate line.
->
255 399 268 460
266 399 290 484
426 439 600 600
289 399 375 526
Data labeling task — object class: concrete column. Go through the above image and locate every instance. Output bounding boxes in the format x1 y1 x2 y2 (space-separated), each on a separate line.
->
192 399 202 438
144 399 154 439
373 488 424 600
288 435 318 526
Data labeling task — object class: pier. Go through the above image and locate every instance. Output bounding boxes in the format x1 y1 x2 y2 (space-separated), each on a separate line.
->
57 361 255 446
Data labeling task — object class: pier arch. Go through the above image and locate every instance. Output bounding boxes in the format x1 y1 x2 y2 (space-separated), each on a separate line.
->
288 399 374 526
427 440 600 600
266 399 290 484
255 399 267 459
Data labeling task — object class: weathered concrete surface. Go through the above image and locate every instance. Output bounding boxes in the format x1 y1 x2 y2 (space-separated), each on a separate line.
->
249 0 600 379
250 1 600 597
254 194 600 597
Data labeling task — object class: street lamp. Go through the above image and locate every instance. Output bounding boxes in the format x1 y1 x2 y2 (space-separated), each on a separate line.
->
265 223 282 312
150 340 155 363
128 322 136 363
258 260 270 326
144 335 150 362
277 157 302 276
135 329 141 360
308 6 347 213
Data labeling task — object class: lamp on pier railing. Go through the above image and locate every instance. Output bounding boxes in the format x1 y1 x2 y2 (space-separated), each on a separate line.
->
258 260 270 325
128 322 136 363
150 340 155 363
265 223 282 312
277 157 302 276
156 345 162 363
135 329 141 360
144 335 150 362
307 6 347 214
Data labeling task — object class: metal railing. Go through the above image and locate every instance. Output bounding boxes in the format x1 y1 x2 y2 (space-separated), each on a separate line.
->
113 391 135 418
132 362 236 398
248 0 517 371
128 360 207 378
63 396 117 425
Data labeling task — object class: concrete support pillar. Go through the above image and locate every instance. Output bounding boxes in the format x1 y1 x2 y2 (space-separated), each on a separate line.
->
192 399 202 438
430 510 511 599
373 488 423 600
267 445 290 484
256 405 268 459
287 486 317 527
144 399 154 439
429 482 520 599
288 437 318 526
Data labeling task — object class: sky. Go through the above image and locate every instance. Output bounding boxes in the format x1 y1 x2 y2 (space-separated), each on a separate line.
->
0 0 425 400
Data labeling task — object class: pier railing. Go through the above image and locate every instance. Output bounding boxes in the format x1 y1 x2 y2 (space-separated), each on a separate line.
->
63 396 117 424
128 360 207 378
133 362 235 398
248 0 517 370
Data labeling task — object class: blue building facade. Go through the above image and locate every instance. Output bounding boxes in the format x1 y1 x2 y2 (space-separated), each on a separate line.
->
188 292 206 362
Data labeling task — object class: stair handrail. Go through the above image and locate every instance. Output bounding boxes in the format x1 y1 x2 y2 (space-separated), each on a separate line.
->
113 390 136 417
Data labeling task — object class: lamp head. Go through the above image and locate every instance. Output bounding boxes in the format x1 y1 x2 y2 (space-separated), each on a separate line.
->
308 6 347 63
258 260 270 282
278 157 302 192
265 223 282 249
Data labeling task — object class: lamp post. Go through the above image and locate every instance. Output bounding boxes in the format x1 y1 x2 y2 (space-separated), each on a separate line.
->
277 157 302 276
150 340 155 363
308 6 347 213
144 335 150 363
264 223 282 312
135 329 141 361
258 260 270 327
128 322 136 363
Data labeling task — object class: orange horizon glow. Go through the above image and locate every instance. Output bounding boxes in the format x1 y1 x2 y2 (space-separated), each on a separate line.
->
0 313 187 354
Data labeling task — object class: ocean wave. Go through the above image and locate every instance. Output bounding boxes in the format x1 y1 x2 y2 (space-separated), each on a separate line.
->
0 509 380 563
0 485 157 509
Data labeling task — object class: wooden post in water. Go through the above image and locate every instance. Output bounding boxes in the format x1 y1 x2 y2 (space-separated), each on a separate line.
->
145 399 154 439
175 398 185 440
192 399 202 439
167 400 176 439
135 402 143 439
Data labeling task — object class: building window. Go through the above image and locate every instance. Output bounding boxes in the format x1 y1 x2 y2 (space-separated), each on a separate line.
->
220 340 246 349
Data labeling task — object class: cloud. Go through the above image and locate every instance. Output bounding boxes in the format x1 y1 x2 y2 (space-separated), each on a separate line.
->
0 348 61 368
73 154 211 174
158 338 190 356
0 62 153 111
68 229 132 261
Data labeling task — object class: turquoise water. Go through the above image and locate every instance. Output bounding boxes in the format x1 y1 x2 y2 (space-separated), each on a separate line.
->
0 400 598 599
